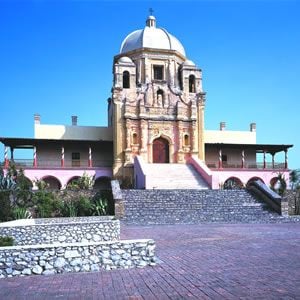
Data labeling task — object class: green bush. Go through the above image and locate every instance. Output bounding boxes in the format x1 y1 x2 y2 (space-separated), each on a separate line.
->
33 191 60 218
76 196 92 216
60 201 78 217
0 236 14 247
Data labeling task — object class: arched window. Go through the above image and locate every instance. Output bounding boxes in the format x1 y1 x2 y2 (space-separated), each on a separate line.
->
123 71 130 88
157 89 164 106
189 75 195 93
157 89 164 99
184 134 190 146
132 133 138 144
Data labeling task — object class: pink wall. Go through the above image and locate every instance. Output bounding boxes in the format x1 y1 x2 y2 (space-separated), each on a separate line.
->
210 169 290 189
23 168 112 189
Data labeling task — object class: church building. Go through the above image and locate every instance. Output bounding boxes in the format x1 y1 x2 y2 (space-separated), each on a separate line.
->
0 14 292 190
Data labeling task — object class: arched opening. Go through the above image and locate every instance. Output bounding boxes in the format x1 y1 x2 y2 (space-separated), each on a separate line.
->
270 177 279 188
189 75 196 93
157 89 164 106
42 176 62 190
246 177 264 188
132 133 138 144
123 71 130 88
66 176 80 189
223 177 244 189
153 137 169 163
184 134 190 146
94 176 111 190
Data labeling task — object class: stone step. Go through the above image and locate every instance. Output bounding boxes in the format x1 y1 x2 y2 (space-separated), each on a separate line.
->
144 163 209 190
121 189 281 224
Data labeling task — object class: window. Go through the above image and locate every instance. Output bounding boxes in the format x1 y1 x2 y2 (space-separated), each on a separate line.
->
189 75 195 93
153 65 164 80
123 71 130 88
72 152 80 167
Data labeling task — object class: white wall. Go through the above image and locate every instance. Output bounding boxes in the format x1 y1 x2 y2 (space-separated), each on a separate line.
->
204 130 256 144
35 124 113 141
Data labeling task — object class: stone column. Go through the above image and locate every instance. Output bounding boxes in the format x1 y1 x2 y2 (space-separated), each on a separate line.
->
191 121 197 153
197 100 205 161
113 94 124 177
140 121 148 161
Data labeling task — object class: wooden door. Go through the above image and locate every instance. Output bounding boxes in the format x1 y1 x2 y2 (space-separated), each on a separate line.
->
153 138 169 163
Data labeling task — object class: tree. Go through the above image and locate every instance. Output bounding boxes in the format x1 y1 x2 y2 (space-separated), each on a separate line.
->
290 169 300 190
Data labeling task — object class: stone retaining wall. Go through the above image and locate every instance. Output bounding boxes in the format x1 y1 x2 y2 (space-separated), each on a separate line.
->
0 239 156 278
0 216 120 245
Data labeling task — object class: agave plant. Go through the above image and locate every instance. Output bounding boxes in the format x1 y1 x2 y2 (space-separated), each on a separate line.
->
91 198 108 216
0 168 16 191
12 207 32 220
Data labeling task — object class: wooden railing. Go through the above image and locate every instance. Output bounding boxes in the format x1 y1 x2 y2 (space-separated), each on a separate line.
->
1 159 113 168
206 161 286 170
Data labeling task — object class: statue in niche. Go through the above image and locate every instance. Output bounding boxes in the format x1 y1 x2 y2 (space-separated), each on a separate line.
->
157 93 163 107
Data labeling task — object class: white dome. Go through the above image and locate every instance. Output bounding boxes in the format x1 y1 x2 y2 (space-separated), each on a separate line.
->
120 15 186 57
182 59 195 66
118 56 133 64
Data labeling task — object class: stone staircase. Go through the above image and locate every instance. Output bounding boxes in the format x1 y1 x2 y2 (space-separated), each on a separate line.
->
122 189 282 224
145 163 209 189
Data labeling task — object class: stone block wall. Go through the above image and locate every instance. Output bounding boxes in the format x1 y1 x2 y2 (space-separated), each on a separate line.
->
0 217 120 245
0 239 156 278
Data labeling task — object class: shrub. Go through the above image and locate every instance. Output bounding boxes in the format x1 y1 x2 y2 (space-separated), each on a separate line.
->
67 173 95 191
76 196 92 216
33 191 60 218
60 201 78 217
0 191 12 222
0 236 14 247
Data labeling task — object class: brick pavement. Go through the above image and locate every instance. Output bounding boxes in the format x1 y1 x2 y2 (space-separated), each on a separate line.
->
1 223 300 299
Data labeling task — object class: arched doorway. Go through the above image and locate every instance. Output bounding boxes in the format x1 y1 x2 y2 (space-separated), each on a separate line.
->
42 176 62 190
153 137 169 163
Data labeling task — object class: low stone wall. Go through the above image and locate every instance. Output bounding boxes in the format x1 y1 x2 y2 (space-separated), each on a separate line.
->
0 216 120 245
0 239 156 278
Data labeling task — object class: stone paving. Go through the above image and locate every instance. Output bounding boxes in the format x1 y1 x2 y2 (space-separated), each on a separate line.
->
1 222 300 299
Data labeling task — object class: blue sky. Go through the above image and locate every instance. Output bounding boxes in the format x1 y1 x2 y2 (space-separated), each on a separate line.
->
0 0 299 169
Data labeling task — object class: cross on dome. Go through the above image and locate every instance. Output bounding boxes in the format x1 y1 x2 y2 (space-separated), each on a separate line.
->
146 9 156 27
